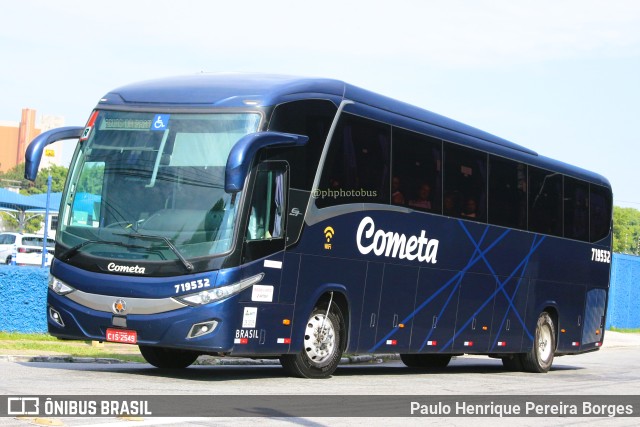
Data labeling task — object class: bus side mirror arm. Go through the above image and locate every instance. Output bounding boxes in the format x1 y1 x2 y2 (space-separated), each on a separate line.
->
225 131 308 193
24 126 84 181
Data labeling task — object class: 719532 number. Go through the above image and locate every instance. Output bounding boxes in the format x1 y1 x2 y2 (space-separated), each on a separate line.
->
174 278 210 293
591 248 611 264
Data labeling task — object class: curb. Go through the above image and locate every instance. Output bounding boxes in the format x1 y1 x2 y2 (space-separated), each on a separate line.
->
0 355 130 364
0 353 401 365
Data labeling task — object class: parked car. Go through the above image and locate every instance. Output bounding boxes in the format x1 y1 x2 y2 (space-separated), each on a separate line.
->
0 232 55 266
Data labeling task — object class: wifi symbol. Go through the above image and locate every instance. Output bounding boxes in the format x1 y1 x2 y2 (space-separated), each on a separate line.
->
324 226 335 242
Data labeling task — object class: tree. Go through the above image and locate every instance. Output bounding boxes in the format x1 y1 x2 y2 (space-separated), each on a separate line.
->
612 206 640 254
23 164 69 195
0 163 69 233
0 163 69 195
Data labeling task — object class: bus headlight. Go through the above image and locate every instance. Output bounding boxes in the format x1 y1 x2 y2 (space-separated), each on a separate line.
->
174 273 264 306
48 275 76 296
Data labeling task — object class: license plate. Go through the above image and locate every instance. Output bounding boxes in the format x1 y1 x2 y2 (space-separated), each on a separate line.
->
106 328 137 344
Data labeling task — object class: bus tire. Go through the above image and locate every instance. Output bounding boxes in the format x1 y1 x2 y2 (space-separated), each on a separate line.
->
520 311 556 373
280 304 345 379
400 354 452 369
139 345 199 369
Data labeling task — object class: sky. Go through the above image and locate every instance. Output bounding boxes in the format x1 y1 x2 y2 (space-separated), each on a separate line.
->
2 0 639 207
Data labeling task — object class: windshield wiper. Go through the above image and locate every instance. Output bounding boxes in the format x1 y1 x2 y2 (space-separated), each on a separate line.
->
114 232 194 272
60 240 148 262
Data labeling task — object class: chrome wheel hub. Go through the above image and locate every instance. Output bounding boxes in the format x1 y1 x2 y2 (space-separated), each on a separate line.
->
303 313 336 367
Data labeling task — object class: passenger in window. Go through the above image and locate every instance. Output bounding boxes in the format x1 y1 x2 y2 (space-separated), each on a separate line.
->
443 193 457 216
391 176 405 205
461 197 478 219
409 183 432 211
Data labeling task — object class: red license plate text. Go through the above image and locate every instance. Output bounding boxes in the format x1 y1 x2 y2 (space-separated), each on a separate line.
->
106 328 137 344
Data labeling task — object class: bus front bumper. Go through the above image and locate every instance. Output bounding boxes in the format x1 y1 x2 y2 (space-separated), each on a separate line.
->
47 289 241 353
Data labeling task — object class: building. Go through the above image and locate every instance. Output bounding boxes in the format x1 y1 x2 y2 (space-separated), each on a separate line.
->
0 108 65 172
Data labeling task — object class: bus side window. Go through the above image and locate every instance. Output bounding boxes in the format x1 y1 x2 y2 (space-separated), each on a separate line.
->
488 156 527 229
528 167 563 236
392 128 442 213
564 177 589 241
246 168 287 241
443 143 487 222
317 113 391 207
590 184 612 242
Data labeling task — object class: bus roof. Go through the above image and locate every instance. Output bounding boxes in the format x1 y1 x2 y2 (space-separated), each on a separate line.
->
99 73 610 188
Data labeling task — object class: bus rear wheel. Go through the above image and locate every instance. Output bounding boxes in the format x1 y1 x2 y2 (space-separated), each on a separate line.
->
400 354 452 369
280 304 345 379
139 345 199 369
520 311 556 373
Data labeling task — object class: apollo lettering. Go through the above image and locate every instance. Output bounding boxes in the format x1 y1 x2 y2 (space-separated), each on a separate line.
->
356 216 439 264
107 263 146 274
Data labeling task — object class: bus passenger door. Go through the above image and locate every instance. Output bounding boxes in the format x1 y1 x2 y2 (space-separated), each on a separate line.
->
240 162 290 344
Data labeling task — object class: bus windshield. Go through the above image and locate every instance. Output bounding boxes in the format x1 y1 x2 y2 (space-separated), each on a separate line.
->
58 111 261 266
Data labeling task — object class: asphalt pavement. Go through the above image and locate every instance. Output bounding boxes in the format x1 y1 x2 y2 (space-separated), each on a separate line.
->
1 331 637 365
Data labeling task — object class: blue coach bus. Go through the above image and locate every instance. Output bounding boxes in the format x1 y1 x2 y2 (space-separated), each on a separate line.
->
25 74 612 378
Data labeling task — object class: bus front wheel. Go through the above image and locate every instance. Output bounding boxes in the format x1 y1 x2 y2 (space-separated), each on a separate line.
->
280 304 345 379
520 311 556 373
139 345 199 369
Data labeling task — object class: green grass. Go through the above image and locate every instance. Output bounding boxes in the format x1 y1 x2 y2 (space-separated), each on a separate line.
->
0 332 144 363
609 327 640 333
0 332 58 341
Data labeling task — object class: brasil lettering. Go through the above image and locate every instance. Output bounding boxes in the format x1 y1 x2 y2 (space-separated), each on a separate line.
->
356 216 439 264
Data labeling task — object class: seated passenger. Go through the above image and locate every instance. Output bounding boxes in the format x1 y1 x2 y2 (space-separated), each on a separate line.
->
392 176 405 205
408 183 432 210
461 197 478 219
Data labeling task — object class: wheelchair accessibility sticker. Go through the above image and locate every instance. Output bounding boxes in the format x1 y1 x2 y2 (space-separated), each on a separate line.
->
151 114 170 131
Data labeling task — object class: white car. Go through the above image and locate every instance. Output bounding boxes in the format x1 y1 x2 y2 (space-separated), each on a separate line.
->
0 232 55 266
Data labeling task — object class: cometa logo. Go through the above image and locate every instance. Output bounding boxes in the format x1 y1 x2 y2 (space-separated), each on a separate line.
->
107 263 146 274
356 216 439 264
324 226 335 250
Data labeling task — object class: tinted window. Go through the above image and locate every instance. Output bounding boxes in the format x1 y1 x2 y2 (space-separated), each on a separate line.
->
528 167 562 236
392 128 442 214
268 100 337 190
318 114 391 207
21 237 40 246
443 144 487 222
590 184 612 242
564 177 589 241
489 156 527 229
246 168 287 241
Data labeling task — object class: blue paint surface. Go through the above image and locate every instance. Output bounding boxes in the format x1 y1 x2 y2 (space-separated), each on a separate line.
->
0 265 48 333
607 253 640 329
